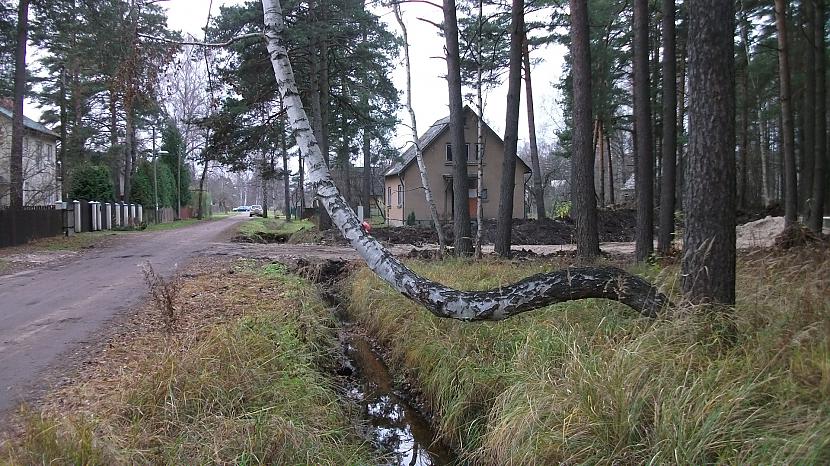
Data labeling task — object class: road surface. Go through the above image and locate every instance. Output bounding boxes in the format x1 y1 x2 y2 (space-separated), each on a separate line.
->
0 215 246 418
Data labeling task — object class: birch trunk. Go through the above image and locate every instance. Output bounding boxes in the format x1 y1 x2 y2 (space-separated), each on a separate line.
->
392 3 446 254
474 0 485 259
260 0 668 319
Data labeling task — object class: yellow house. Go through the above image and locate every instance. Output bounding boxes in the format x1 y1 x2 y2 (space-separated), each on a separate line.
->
384 107 531 226
0 105 61 206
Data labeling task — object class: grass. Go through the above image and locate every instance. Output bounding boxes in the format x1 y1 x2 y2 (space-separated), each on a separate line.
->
347 248 830 464
236 217 314 242
4 260 376 465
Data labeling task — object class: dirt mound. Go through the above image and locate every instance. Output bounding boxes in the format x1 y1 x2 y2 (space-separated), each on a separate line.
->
774 224 826 249
736 203 784 225
736 216 785 248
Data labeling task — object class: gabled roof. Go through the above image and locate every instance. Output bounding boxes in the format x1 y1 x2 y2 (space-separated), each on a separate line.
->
386 106 531 177
0 107 60 139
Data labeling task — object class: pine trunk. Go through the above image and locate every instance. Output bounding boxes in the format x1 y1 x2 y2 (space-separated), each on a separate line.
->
523 32 546 220
800 0 816 217
260 0 668 318
494 0 524 258
634 0 654 262
657 0 677 255
682 0 736 305
570 0 600 258
774 0 799 226
9 0 29 209
808 0 826 233
443 0 472 255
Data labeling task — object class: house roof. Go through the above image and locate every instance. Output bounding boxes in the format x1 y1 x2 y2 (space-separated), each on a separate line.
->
0 107 60 139
386 107 531 177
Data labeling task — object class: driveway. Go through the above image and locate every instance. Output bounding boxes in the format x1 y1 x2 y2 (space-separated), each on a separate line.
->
0 215 247 418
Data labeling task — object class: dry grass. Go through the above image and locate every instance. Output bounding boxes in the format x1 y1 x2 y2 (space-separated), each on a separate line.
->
347 247 830 464
3 258 375 465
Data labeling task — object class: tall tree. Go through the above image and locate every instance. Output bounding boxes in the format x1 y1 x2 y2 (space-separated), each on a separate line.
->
774 0 798 226
657 0 676 255
633 0 653 262
444 0 472 256
682 0 735 305
494 0 524 257
0 0 15 96
807 0 826 233
570 0 600 258
524 32 546 220
393 2 447 254
9 0 29 209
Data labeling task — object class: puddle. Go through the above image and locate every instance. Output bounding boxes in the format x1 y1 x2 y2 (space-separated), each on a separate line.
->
343 332 454 466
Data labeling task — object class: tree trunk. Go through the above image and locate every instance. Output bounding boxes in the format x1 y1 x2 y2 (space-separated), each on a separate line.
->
443 0 472 255
474 0 485 258
261 148 269 218
682 0 736 305
281 95 291 221
392 3 447 253
197 156 208 219
9 0 29 209
362 130 371 219
738 8 750 211
759 105 770 206
570 0 600 259
124 107 134 223
523 32 545 220
260 0 668 318
633 0 654 262
494 0 524 258
606 132 615 204
800 0 816 217
808 0 826 233
774 0 799 226
657 0 677 255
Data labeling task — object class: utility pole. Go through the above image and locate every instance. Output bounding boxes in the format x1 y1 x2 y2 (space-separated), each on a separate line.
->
152 126 158 220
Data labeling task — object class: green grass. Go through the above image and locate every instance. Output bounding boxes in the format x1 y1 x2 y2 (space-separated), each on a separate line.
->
236 217 314 242
5 262 376 465
142 218 205 232
347 249 830 464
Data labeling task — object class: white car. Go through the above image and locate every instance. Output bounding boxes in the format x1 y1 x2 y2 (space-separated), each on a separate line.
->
249 205 264 217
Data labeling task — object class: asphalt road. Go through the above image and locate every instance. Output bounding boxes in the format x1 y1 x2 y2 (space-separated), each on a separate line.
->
0 215 247 418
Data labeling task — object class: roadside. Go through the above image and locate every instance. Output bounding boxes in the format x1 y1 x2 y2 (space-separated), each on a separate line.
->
0 214 246 416
2 257 377 464
0 215 232 277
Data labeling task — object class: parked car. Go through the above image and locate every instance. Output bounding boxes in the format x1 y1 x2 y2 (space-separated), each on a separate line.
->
249 205 264 217
232 205 251 212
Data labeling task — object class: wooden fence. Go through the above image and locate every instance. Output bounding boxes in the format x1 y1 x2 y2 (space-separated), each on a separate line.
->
0 206 64 248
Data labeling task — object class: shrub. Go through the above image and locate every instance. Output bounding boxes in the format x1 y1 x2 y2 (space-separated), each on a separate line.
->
67 162 114 202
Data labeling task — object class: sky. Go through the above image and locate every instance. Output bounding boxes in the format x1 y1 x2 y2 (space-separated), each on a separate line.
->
162 0 568 151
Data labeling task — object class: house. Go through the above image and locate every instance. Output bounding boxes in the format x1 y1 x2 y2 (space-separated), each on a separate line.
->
0 102 61 206
384 107 531 226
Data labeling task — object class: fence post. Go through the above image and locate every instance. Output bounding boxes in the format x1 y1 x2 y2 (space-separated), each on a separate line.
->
123 203 129 226
96 202 103 230
74 200 82 233
114 202 121 227
104 203 111 229
137 204 143 224
129 204 136 225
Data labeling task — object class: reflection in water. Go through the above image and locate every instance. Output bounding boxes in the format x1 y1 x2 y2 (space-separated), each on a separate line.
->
344 335 454 466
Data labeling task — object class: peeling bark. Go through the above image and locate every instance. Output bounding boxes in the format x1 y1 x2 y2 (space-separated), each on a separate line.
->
260 0 669 318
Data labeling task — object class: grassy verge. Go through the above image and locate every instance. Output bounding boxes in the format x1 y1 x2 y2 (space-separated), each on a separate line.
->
236 217 314 242
347 249 830 463
4 259 375 465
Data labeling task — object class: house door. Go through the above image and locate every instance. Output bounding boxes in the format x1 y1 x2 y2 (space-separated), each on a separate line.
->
468 188 477 219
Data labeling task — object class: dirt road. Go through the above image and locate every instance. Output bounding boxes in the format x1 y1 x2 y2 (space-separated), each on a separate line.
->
0 215 246 418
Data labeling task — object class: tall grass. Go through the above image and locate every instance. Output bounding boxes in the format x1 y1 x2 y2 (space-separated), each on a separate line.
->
5 261 375 465
347 248 830 464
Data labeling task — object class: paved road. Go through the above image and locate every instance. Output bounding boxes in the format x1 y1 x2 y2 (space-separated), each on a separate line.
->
0 215 247 417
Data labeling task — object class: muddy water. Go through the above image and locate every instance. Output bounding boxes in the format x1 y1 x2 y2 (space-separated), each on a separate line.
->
343 333 455 466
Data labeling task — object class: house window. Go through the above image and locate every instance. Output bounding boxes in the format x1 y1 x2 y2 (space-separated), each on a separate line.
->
47 144 52 163
35 141 44 168
473 143 483 160
481 188 488 200
465 143 470 160
397 184 403 207
387 186 392 205
445 143 452 162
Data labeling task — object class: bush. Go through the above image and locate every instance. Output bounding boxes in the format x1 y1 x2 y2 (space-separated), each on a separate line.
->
406 211 417 226
67 163 115 202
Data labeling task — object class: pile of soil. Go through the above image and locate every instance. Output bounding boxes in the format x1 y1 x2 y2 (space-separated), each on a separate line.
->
736 203 784 225
295 209 636 247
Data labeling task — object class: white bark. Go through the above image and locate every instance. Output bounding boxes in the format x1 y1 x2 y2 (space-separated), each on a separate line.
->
392 3 446 254
260 0 668 319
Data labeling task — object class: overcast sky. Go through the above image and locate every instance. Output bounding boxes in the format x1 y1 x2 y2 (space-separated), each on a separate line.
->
165 0 567 150
27 0 567 153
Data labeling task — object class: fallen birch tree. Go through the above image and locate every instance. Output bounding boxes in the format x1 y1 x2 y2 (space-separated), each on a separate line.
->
260 0 669 319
